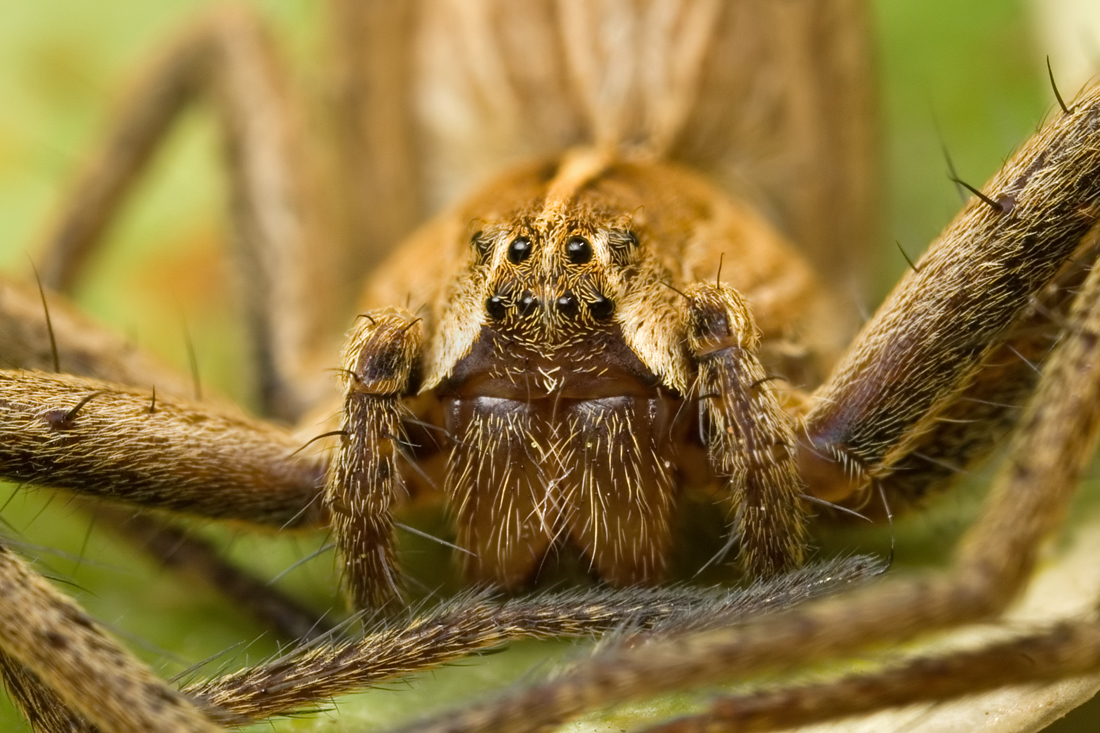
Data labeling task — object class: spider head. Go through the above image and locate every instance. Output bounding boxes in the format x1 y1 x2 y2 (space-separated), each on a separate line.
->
421 149 706 396
471 219 637 347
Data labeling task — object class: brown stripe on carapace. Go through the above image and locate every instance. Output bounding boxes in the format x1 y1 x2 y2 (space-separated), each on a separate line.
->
532 148 617 227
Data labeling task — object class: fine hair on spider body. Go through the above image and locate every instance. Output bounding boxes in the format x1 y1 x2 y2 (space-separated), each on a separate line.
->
3 2 1100 733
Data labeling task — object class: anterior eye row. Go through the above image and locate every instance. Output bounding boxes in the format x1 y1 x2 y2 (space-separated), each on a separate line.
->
589 294 614 320
556 291 580 317
485 295 507 320
517 291 539 316
483 287 611 322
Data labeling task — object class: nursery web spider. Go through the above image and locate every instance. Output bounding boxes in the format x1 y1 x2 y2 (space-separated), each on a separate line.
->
3 1 1100 731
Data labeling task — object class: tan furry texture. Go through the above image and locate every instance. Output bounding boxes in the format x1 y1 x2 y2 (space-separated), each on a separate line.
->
8 1 1100 732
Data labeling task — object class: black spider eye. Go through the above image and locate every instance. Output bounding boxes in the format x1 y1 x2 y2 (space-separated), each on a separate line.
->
508 236 532 264
589 294 614 320
556 291 579 317
566 236 592 265
486 295 507 320
517 291 539 316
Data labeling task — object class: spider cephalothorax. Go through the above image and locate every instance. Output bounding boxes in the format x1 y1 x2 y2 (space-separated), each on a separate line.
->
334 151 833 598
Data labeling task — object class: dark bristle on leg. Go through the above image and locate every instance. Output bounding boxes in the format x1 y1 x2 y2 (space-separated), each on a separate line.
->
4 2 1100 731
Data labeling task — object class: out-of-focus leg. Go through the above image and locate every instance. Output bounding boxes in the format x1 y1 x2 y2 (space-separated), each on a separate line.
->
36 8 333 422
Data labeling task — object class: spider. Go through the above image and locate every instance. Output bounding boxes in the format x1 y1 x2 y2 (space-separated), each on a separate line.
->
2 1 1100 730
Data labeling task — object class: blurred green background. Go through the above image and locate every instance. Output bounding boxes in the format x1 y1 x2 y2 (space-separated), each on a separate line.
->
0 0 1097 731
